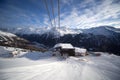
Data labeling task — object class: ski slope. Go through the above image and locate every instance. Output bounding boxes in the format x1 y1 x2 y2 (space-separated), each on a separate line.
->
0 46 120 80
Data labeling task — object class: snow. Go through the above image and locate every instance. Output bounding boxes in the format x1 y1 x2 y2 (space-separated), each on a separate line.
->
54 27 81 36
1 26 120 38
0 30 16 37
54 43 74 49
75 47 87 53
0 46 120 80
0 46 12 58
105 26 120 33
11 27 82 37
82 26 120 37
0 30 16 41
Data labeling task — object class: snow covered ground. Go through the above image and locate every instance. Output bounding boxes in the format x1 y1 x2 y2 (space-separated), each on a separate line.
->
0 46 120 80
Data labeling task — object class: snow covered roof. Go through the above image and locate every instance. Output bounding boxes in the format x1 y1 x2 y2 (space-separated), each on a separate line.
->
75 47 87 53
54 43 74 49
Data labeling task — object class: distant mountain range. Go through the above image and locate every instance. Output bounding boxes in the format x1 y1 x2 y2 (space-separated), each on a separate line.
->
82 26 120 36
0 26 82 37
1 26 120 37
0 26 120 55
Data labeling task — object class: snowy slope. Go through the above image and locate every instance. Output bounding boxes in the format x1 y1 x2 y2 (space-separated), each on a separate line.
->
82 26 120 36
0 30 16 41
0 30 28 45
0 46 120 80
0 31 16 37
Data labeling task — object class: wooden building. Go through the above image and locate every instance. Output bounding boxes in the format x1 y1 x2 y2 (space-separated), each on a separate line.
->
54 43 75 56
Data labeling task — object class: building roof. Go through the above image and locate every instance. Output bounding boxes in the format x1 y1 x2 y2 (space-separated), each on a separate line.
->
54 43 74 49
75 47 87 53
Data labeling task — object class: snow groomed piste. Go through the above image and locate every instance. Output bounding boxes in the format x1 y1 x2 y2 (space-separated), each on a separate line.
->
0 46 120 80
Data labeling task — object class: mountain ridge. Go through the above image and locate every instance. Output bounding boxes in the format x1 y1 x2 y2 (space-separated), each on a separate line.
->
0 26 119 37
0 26 120 55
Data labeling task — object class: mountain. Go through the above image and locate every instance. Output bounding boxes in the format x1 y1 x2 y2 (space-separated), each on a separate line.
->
0 26 120 55
0 30 16 42
5 27 82 38
0 30 46 51
1 26 119 38
82 26 120 37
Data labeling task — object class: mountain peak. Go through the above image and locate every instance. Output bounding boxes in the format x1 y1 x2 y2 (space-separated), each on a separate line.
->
8 27 82 37
0 26 119 37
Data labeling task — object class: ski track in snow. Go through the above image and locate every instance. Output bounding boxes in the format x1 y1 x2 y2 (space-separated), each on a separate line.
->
0 46 120 80
0 56 120 80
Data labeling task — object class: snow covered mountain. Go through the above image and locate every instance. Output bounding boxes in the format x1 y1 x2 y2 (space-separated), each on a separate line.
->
10 27 82 37
0 30 16 42
1 26 119 38
82 26 120 37
1 26 120 38
0 30 31 48
0 30 46 51
0 26 120 55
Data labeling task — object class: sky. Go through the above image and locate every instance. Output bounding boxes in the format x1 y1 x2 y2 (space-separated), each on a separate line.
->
0 0 120 29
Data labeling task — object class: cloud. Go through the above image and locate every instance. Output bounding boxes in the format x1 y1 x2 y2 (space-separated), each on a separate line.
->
0 0 120 29
58 0 120 29
61 0 73 5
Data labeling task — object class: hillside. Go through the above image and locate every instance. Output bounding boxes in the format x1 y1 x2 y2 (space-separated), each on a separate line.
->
0 30 46 52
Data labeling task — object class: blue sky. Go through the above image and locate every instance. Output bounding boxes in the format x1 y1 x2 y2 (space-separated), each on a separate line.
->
0 0 120 29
